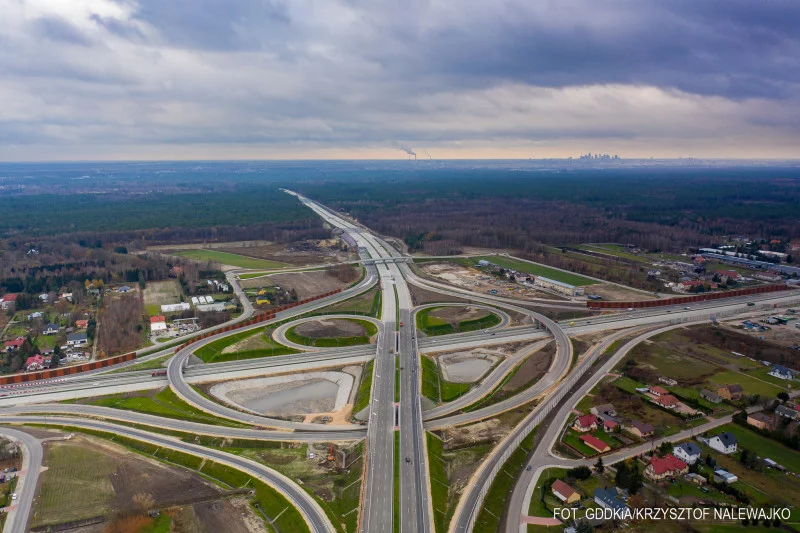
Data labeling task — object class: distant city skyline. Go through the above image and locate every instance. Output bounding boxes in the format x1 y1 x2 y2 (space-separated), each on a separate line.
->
2 0 800 161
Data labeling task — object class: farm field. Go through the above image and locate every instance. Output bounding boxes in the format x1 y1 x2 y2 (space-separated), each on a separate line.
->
171 249 288 269
467 255 597 286
617 325 791 403
143 280 183 316
33 435 236 530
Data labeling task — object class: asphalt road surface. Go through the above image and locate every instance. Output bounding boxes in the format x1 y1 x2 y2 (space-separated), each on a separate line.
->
0 427 43 533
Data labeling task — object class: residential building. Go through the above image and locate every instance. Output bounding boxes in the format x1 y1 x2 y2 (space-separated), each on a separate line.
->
42 323 59 335
713 470 738 484
708 432 738 454
66 333 88 347
775 405 798 420
533 276 585 297
700 389 722 404
658 377 678 386
624 420 654 439
579 434 610 453
649 386 669 397
25 354 46 372
717 384 743 401
593 488 628 511
572 414 598 433
4 337 24 352
75 319 89 329
551 480 580 504
27 311 43 320
673 442 702 465
150 315 168 333
0 294 18 310
118 286 132 293
645 454 688 481
768 365 794 380
603 419 619 433
747 412 776 431
654 394 679 409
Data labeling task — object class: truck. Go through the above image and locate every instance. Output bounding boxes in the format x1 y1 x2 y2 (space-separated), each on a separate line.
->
152 369 168 377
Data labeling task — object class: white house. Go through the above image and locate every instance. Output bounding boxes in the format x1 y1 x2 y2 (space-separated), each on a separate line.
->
708 432 738 455
768 365 794 380
673 442 702 465
66 333 88 347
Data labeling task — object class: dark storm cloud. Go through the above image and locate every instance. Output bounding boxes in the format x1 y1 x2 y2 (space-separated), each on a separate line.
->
359 0 800 100
2 0 800 159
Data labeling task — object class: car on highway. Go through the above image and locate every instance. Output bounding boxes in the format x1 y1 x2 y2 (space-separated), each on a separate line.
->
405 457 411 464
684 306 691 310
627 307 634 311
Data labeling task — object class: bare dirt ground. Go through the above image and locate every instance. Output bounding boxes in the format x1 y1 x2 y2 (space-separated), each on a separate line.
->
584 283 656 302
419 262 564 301
429 305 490 324
242 270 350 299
503 342 555 391
147 240 274 251
409 284 473 306
720 314 800 349
33 435 257 532
143 280 182 306
294 318 367 338
221 239 350 266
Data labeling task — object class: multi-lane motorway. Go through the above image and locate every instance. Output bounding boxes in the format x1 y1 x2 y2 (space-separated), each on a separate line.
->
1 189 797 533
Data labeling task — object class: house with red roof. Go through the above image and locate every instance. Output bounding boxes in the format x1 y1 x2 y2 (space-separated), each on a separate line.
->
4 337 24 352
603 419 619 433
654 394 679 409
150 315 168 333
649 386 669 397
25 354 46 372
572 414 598 433
579 434 610 454
551 479 580 504
645 454 688 481
75 319 89 329
0 294 18 310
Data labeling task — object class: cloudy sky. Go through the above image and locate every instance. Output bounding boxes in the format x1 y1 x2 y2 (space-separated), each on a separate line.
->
2 0 800 161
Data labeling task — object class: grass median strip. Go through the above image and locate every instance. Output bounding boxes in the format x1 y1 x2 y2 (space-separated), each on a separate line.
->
352 360 375 414
76 387 247 428
284 319 378 348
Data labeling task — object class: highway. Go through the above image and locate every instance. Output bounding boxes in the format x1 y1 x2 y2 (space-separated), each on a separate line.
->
2 192 797 533
289 191 405 532
448 326 635 533
422 339 552 420
164 263 380 431
1 417 335 533
504 321 774 533
0 427 43 533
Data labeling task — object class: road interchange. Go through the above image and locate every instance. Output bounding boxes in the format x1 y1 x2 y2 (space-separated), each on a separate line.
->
1 191 798 533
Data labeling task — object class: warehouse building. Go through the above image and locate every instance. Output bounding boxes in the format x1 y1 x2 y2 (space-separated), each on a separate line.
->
533 276 584 296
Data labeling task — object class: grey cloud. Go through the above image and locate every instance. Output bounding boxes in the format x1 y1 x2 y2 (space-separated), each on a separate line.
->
33 16 94 46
